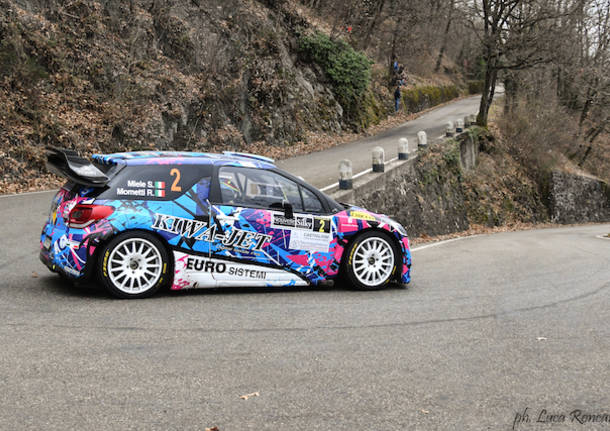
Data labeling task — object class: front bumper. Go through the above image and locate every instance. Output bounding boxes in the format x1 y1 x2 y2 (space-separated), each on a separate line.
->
398 236 412 284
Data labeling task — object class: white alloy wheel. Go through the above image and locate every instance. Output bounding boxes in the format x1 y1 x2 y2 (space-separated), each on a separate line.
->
351 236 395 287
107 238 163 294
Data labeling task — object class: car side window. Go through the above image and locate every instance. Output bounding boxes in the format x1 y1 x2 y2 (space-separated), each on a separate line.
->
218 167 304 211
101 165 211 201
300 186 323 213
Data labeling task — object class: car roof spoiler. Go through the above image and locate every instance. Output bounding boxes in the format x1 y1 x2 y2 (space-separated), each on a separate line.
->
46 147 109 187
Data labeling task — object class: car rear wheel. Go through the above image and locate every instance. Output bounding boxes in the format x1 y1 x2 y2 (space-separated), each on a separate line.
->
98 232 171 299
343 231 398 290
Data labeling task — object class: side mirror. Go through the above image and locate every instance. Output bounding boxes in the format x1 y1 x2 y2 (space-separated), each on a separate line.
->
282 201 294 219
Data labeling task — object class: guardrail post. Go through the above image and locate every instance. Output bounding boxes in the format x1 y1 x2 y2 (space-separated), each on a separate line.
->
446 121 454 137
456 119 464 133
338 159 353 190
372 146 385 172
469 114 477 125
417 131 427 148
464 115 471 128
398 138 409 160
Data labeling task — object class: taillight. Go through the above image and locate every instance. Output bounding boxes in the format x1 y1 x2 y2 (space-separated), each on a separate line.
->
68 204 114 228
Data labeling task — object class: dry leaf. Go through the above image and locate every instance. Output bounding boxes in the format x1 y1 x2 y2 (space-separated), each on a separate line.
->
205 427 219 431
421 409 430 414
240 391 260 400
31 271 39 278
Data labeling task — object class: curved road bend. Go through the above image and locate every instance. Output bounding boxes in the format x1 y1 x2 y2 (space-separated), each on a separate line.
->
278 94 485 188
0 187 609 429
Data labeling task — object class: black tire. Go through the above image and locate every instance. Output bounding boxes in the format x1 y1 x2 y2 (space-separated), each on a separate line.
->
98 231 172 299
341 230 400 290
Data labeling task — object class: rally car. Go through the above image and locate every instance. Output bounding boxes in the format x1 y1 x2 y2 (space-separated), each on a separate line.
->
40 147 412 298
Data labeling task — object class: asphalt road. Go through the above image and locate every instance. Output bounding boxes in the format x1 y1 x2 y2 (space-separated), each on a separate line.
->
277 94 485 188
1 189 609 430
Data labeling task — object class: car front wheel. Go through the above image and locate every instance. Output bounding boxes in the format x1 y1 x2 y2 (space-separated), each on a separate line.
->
98 232 171 299
343 231 399 290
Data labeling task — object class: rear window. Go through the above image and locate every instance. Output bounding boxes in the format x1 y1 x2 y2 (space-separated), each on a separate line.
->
98 164 212 201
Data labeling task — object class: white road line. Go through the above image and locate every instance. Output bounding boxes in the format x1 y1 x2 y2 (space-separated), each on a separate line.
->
411 235 480 252
320 182 338 192
320 156 400 192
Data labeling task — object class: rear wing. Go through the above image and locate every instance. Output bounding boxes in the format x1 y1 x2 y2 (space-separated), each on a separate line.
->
46 147 109 187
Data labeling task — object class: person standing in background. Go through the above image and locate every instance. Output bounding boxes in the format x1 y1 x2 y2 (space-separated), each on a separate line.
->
394 85 401 113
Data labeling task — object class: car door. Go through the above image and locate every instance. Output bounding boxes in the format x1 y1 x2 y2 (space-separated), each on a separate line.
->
208 165 332 286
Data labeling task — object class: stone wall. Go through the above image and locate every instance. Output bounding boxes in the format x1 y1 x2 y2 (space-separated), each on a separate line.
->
330 130 610 238
549 171 610 224
331 155 470 238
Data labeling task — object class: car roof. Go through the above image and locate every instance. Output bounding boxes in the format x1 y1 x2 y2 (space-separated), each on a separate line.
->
92 151 276 169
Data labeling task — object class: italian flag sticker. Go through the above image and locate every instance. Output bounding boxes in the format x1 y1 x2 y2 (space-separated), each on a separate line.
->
154 181 165 189
155 189 165 197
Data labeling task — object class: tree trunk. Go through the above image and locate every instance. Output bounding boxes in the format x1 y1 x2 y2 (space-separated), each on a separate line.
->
361 0 386 49
389 12 402 80
434 0 454 73
476 65 497 127
503 72 518 114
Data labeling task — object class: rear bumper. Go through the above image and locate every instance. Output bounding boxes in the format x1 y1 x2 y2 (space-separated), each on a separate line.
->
39 248 55 272
39 247 85 279
39 225 92 280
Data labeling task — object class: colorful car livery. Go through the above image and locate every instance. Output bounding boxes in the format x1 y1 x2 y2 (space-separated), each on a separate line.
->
40 147 412 298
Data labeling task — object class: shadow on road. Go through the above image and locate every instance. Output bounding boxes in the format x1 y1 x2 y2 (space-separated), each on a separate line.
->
40 273 406 299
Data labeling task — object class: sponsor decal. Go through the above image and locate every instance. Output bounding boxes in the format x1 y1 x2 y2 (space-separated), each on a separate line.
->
172 251 307 288
272 214 329 232
349 210 377 221
184 257 267 280
152 213 207 239
54 234 80 253
102 250 109 277
227 266 266 280
272 214 297 228
186 257 227 273
289 230 331 253
152 213 271 251
348 241 358 265
62 266 80 277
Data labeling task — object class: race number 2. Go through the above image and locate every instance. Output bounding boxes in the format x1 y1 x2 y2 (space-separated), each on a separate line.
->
170 168 182 192
313 218 330 233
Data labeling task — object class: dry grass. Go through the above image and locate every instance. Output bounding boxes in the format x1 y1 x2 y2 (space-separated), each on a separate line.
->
243 94 470 162
496 97 609 184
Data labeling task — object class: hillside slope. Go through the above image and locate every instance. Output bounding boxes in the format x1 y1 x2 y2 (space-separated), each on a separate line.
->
1 0 359 190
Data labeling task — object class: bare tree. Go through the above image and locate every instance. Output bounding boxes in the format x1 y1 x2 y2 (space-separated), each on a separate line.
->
463 0 575 126
434 0 455 72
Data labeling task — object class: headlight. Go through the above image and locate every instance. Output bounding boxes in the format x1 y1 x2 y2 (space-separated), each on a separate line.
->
380 216 407 236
